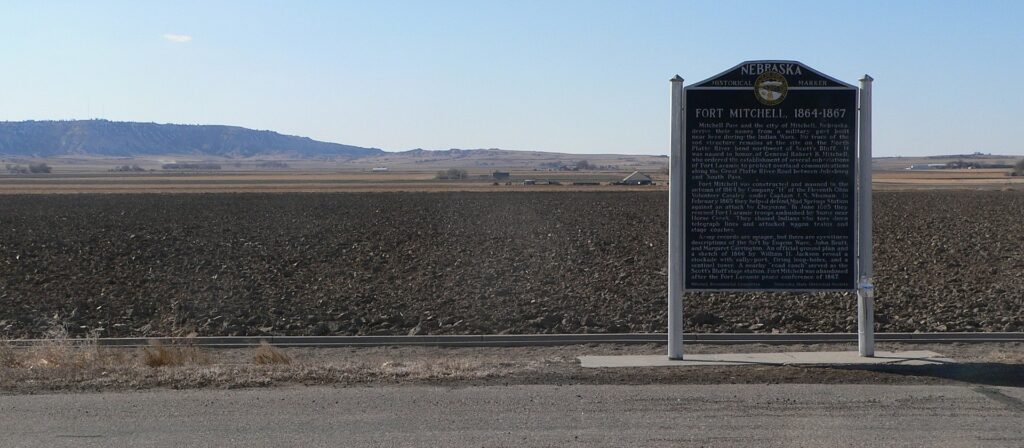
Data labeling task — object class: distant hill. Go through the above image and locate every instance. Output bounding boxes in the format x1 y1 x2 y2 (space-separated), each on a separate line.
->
0 120 383 159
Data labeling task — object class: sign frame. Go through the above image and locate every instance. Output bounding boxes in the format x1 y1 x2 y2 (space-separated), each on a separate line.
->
667 60 875 359
684 62 860 294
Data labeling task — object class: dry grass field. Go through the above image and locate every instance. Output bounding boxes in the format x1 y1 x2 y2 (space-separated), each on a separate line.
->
2 168 1023 194
2 338 1021 392
4 153 1021 193
1 151 671 174
873 155 1021 171
874 169 1024 190
0 170 668 194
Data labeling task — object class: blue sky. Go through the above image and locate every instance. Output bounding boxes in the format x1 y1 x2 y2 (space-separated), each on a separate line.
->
2 0 1022 156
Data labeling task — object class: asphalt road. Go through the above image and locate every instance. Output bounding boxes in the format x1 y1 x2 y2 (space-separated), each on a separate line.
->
2 384 1023 447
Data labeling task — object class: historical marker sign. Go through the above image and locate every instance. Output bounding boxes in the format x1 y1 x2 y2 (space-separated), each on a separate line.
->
683 61 857 291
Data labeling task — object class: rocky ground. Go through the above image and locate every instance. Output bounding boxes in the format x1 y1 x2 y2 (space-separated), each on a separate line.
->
0 191 1022 339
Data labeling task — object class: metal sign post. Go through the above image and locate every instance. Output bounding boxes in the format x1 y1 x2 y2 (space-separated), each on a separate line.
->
668 75 685 360
857 75 875 357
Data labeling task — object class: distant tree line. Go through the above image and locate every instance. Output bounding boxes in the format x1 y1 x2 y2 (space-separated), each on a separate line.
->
257 161 290 169
1014 159 1024 176
574 160 596 170
536 160 619 171
435 168 468 180
162 162 222 170
111 164 145 172
945 160 1014 169
5 163 51 174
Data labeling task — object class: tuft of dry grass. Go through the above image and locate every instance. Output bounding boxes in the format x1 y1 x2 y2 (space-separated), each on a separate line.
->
2 325 133 374
0 338 21 368
252 342 291 365
375 358 496 380
141 341 210 368
21 325 114 370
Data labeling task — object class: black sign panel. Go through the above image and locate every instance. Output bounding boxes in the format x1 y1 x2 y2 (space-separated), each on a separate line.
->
684 61 857 291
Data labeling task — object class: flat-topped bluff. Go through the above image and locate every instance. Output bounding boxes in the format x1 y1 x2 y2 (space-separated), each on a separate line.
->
0 120 384 159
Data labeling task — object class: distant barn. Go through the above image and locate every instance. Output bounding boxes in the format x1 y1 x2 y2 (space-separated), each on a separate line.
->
492 171 510 180
615 171 653 185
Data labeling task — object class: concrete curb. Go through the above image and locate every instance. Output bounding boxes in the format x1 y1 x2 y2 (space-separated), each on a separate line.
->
6 332 1024 348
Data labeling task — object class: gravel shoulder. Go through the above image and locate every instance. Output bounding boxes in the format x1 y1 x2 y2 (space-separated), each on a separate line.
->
2 341 1021 394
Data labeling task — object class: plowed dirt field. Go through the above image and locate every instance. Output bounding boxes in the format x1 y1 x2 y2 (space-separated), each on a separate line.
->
1 191 1021 338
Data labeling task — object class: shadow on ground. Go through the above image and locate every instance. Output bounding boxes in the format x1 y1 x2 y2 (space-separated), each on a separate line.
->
834 362 1024 387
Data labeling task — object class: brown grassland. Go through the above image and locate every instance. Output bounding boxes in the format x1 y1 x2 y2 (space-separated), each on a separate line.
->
873 169 1024 190
1 337 1021 392
0 168 1021 194
0 169 667 194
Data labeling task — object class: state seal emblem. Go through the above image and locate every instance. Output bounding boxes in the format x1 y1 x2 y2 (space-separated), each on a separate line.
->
754 71 788 106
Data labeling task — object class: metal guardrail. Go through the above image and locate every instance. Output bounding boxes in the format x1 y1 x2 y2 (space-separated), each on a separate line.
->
6 332 1024 348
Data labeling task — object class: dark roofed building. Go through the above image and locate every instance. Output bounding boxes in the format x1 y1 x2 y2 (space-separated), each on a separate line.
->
616 171 653 185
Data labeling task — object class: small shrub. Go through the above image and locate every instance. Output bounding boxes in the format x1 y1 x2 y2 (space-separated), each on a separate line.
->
574 160 595 170
5 164 29 174
1014 158 1024 176
28 163 51 174
141 341 209 367
257 161 289 169
252 341 291 365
